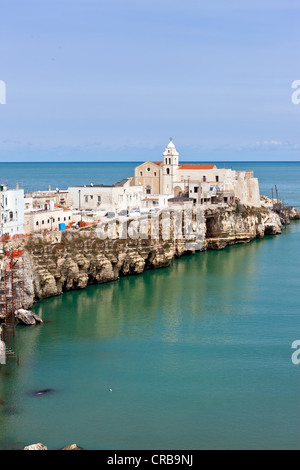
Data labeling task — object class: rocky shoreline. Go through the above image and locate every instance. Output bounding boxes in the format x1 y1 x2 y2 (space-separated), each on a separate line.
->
0 196 299 315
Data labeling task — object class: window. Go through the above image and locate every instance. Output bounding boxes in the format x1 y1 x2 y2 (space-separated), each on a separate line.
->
98 196 101 202
147 167 151 172
64 217 66 221
140 171 143 176
9 211 13 220
69 216 71 220
146 188 151 194
53 218 55 222
166 168 170 175
216 176 219 182
194 187 198 193
47 219 50 223
58 217 60 221
90 195 93 199
85 196 88 203
36 221 39 226
169 158 171 164
203 176 206 182
42 220 44 225
154 172 157 177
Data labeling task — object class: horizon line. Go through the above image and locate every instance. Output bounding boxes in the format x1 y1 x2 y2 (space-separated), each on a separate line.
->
0 160 299 164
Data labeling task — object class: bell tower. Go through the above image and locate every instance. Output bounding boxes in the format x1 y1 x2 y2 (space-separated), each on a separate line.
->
161 138 179 195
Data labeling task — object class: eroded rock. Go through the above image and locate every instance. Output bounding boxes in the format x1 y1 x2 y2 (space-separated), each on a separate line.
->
24 443 48 450
62 444 83 450
15 309 43 326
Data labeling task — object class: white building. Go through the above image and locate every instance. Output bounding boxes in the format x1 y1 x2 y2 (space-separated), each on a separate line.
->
24 207 73 234
141 194 170 210
68 178 143 214
0 183 24 237
134 140 261 207
24 188 70 212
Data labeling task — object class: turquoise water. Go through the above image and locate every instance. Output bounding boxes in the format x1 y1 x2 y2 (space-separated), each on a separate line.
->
0 162 300 450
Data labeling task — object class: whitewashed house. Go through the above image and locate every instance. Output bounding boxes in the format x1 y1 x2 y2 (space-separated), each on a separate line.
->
0 183 24 237
68 178 143 214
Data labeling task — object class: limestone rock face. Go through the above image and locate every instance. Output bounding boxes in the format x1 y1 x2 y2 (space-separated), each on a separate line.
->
263 211 283 235
205 204 283 250
289 207 300 220
11 212 206 307
2 203 297 309
24 443 48 450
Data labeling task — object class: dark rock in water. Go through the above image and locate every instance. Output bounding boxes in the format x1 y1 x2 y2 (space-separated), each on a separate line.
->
33 388 55 396
62 444 83 450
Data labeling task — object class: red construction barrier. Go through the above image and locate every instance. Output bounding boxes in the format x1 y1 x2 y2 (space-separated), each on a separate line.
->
79 221 97 228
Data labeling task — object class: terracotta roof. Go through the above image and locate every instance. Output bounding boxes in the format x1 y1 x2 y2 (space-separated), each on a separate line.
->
178 164 216 170
151 162 215 169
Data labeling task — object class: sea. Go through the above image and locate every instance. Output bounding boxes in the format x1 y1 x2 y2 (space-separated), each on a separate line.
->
0 161 299 450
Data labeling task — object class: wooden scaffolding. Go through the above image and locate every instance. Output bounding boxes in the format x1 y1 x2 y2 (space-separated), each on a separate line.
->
0 247 24 363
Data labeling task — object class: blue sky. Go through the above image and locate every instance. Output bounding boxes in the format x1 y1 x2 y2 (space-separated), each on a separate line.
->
0 0 300 161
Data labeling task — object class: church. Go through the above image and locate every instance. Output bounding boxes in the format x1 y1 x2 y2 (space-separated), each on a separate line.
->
133 140 261 207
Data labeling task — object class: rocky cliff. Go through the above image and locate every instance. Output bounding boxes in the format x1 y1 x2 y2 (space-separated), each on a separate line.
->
2 200 299 311
205 202 284 250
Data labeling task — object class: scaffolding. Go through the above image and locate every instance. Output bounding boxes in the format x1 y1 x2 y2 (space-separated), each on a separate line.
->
0 247 24 363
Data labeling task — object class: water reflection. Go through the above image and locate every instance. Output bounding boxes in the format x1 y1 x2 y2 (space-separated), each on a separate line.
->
23 236 268 349
0 225 299 450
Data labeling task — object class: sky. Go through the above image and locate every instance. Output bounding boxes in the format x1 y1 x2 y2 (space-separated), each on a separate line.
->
0 0 300 162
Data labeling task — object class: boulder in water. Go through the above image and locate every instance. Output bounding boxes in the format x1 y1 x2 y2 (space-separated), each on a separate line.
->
62 444 83 450
24 443 48 450
15 309 43 326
